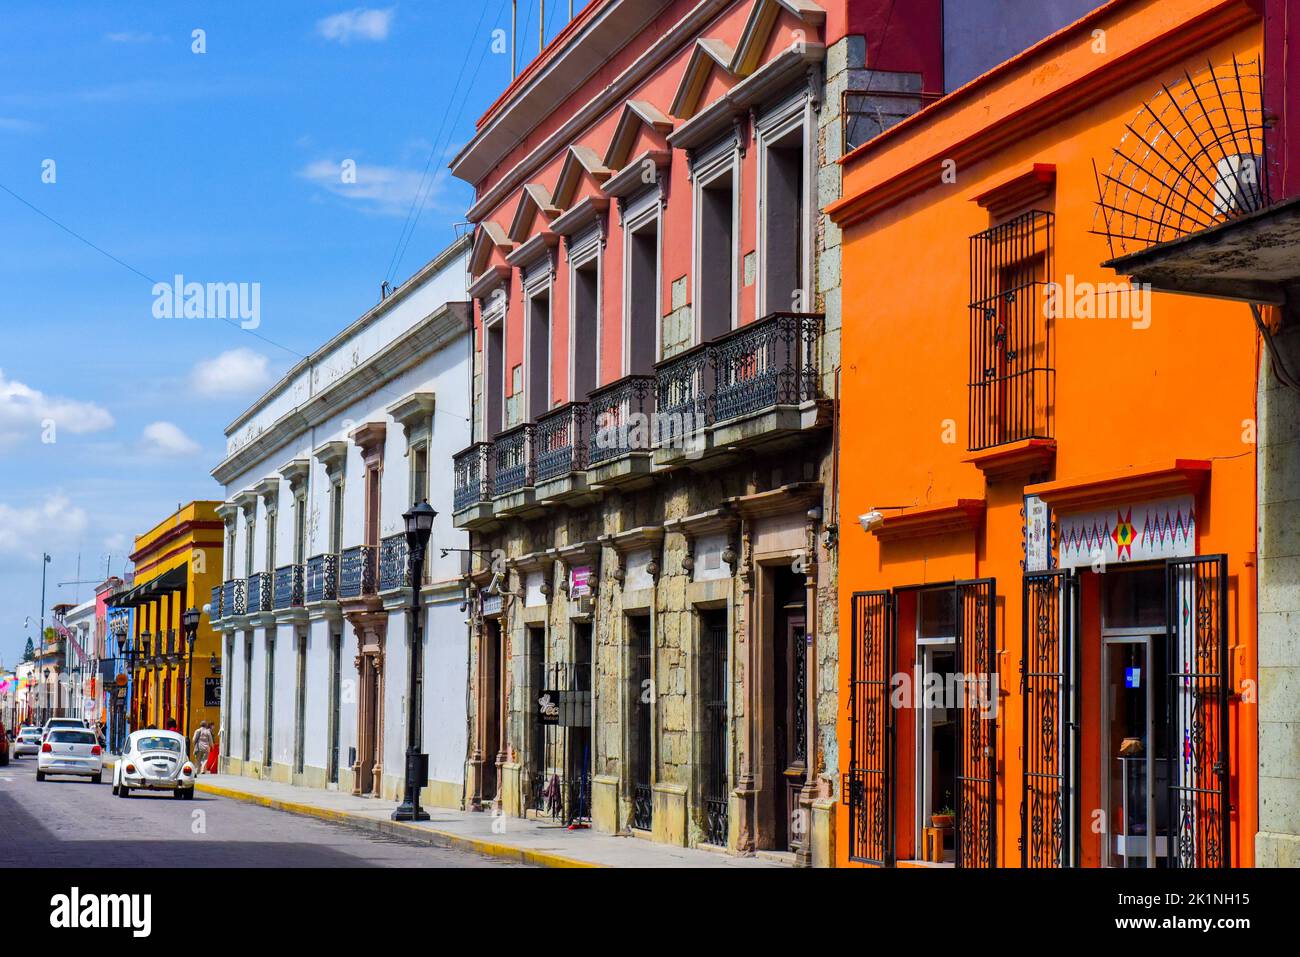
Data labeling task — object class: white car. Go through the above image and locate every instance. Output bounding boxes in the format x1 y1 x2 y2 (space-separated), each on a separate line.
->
41 717 90 741
36 727 104 783
12 726 43 758
113 730 196 799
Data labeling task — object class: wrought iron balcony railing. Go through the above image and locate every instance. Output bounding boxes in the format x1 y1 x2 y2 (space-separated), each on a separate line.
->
588 374 655 466
304 553 339 603
222 579 246 617
712 312 823 423
274 564 305 609
379 534 410 592
493 423 535 497
535 402 588 483
209 584 223 622
655 342 713 431
246 572 272 614
338 545 377 599
453 442 493 512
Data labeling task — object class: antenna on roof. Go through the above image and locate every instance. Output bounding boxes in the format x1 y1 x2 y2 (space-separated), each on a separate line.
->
511 1 517 78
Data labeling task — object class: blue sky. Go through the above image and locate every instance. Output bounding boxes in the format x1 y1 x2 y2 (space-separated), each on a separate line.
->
0 1 584 669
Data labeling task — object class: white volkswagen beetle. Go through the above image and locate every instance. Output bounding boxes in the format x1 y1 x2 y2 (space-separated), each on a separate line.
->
113 729 196 799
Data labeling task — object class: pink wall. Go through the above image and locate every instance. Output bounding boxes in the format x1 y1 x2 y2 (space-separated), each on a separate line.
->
468 0 942 416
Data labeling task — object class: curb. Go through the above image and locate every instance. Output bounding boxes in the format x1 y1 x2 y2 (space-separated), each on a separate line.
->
192 780 599 869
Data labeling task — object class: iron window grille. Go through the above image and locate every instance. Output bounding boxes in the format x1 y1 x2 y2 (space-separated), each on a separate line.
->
968 210 1055 452
630 617 653 831
846 591 894 865
700 611 729 846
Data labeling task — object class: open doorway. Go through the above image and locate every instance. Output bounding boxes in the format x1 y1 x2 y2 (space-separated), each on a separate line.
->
1100 566 1170 868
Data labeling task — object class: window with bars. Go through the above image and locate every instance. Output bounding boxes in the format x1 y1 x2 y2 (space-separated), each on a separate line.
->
968 210 1055 451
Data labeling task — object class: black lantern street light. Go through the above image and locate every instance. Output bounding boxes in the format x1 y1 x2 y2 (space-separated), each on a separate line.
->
182 606 200 740
393 500 436 822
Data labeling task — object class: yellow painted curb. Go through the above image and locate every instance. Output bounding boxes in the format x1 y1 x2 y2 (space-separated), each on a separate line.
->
192 780 601 869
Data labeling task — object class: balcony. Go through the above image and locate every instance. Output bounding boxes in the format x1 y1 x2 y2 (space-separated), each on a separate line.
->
379 534 410 592
273 564 305 610
304 553 339 604
534 402 592 503
587 374 654 488
492 423 541 517
246 572 273 614
221 579 246 618
209 584 223 623
655 311 826 467
452 442 496 530
338 545 377 600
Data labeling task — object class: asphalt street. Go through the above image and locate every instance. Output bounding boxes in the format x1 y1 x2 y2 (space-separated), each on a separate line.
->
0 755 525 868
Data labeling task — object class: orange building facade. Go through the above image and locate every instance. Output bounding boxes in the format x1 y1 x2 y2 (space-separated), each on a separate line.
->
830 0 1262 868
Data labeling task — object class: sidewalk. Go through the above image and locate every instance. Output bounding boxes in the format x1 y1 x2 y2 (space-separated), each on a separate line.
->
170 766 784 868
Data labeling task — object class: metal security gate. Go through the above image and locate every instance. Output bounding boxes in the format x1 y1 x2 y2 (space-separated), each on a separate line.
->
631 616 653 831
1166 555 1230 868
700 611 729 845
955 579 997 868
1021 570 1078 867
845 591 894 865
533 659 592 826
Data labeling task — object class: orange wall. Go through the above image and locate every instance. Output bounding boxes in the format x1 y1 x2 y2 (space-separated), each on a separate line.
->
833 1 1261 867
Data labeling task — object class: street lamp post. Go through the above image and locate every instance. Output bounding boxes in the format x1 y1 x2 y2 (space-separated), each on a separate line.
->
182 607 200 741
392 500 436 822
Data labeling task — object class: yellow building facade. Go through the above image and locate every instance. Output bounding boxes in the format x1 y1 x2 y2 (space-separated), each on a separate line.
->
119 502 224 737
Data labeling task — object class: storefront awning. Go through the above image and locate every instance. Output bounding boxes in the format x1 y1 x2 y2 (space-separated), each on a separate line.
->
108 564 188 608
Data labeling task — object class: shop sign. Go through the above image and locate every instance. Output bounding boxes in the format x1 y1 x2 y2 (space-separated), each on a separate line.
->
1024 494 1052 572
481 592 503 617
1057 495 1195 570
569 565 592 598
204 677 221 708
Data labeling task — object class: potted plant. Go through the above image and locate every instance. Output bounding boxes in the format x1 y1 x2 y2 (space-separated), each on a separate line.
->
932 792 955 829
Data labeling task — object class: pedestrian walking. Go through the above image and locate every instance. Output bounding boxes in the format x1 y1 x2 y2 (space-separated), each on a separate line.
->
192 720 214 774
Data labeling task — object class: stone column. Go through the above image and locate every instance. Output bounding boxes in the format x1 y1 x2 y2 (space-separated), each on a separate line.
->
734 523 756 853
351 652 366 795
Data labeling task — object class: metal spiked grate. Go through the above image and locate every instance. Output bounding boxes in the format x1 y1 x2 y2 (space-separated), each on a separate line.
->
1093 56 1273 259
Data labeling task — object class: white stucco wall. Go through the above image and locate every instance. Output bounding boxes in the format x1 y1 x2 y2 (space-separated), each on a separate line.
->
214 237 472 800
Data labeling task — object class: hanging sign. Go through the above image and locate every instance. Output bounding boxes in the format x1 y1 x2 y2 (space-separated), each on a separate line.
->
569 565 592 598
537 691 560 726
1056 495 1196 570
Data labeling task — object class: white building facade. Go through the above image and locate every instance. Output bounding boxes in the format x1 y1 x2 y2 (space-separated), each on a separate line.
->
209 236 473 806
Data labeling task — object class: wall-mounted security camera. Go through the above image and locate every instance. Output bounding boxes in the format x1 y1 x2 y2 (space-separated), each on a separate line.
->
858 511 884 532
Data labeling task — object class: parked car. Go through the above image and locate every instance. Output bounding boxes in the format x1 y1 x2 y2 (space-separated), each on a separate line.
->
12 726 44 758
113 730 195 799
36 728 103 783
0 722 8 766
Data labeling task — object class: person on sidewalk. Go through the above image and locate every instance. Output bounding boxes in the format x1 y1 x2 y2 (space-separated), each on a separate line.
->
192 720 214 774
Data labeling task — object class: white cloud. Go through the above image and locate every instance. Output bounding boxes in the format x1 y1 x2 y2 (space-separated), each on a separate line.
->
0 495 89 558
192 348 273 398
299 157 445 217
0 370 114 444
316 7 395 44
140 421 201 457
